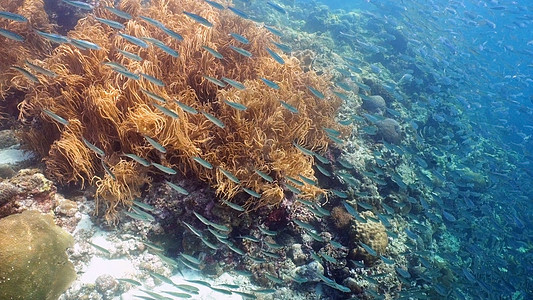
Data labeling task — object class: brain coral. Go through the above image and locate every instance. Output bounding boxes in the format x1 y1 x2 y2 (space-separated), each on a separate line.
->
13 0 346 221
349 211 388 264
0 210 76 299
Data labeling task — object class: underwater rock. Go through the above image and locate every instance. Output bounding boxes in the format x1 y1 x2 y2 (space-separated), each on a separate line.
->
362 95 386 114
343 277 363 294
377 118 403 144
0 169 57 218
95 274 119 297
331 205 352 229
0 210 76 299
289 243 307 266
293 260 324 283
349 211 388 265
0 129 18 148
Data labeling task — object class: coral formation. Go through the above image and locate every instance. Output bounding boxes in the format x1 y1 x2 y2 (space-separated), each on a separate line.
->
362 95 386 114
0 0 54 99
377 118 402 144
349 211 388 264
0 210 76 299
14 0 346 220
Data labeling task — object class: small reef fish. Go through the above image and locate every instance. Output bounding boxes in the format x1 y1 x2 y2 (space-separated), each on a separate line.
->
70 38 101 50
229 45 252 57
279 100 298 113
193 211 229 231
203 75 226 87
293 219 315 231
331 189 348 198
139 15 165 28
258 225 277 236
122 153 150 166
183 221 203 237
166 181 189 195
152 103 178 118
200 236 219 250
101 159 116 180
285 184 301 194
143 241 163 251
267 1 287 14
11 66 39 83
175 101 198 114
307 85 325 99
95 17 125 30
104 6 132 20
0 28 24 42
24 60 57 77
82 137 105 157
183 11 213 27
243 187 261 198
228 7 249 19
293 142 315 156
229 32 249 44
117 278 142 286
0 11 28 22
254 169 273 182
265 47 285 64
285 176 303 186
151 162 177 175
143 135 166 153
133 200 155 211
222 200 245 212
313 152 329 164
205 0 225 10
218 167 240 184
35 30 69 44
227 242 245 255
265 273 283 284
271 41 291 53
239 235 260 242
140 88 167 103
222 77 245 90
260 77 280 90
42 109 69 126
359 242 377 256
88 241 110 255
161 27 183 42
192 156 213 169
298 174 316 186
123 210 151 222
264 25 283 37
181 253 202 265
201 111 225 128
111 67 139 80
223 99 247 111
141 73 165 87
315 163 331 177
149 271 174 285
202 46 224 59
118 32 148 48
131 206 154 221
62 0 93 10
142 37 179 57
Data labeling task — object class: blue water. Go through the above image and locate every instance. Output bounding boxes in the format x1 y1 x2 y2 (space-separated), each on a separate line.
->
289 0 533 298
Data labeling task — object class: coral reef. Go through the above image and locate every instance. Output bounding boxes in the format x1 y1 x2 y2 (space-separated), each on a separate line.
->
362 95 386 114
0 210 76 299
0 0 54 99
377 118 402 144
349 211 388 264
14 0 346 221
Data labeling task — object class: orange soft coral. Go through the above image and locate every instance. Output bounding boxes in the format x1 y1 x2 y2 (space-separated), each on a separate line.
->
16 0 348 220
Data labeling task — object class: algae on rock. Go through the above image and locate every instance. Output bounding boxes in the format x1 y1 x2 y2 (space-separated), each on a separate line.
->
0 210 76 300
